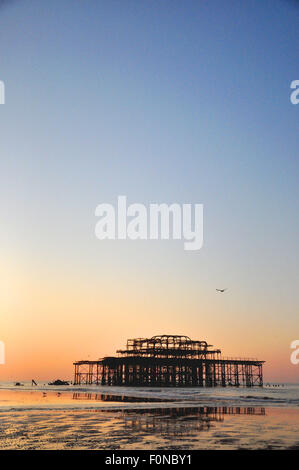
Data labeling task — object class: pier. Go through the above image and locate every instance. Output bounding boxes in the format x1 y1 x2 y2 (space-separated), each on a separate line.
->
74 335 264 387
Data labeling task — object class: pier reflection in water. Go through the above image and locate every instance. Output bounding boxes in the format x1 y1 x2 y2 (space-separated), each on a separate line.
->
121 406 266 436
72 392 172 402
72 392 265 437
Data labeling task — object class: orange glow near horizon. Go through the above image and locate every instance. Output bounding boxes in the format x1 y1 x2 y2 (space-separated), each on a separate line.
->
1 252 298 383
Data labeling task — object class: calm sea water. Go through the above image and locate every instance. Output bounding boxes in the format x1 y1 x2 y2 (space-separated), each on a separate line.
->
0 382 299 449
0 381 298 410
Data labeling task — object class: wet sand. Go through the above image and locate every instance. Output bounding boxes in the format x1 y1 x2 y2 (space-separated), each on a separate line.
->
0 390 299 449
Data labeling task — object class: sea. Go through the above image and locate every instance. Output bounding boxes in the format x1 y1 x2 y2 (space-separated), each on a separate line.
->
0 382 298 450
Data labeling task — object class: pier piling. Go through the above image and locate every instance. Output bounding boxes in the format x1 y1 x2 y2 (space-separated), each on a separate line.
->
74 335 264 387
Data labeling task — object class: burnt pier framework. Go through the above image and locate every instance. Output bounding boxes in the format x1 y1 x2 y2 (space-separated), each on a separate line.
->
74 335 264 387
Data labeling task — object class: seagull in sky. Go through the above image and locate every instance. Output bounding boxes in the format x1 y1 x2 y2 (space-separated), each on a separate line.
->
216 288 227 293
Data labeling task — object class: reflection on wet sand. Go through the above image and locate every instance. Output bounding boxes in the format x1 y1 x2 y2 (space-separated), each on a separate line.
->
74 394 266 437
1 396 298 450
120 406 266 436
72 392 173 402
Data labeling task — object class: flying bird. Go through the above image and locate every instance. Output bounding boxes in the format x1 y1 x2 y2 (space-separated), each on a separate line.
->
216 288 227 293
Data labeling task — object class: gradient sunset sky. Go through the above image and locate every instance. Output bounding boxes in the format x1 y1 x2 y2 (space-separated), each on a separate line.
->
0 0 298 382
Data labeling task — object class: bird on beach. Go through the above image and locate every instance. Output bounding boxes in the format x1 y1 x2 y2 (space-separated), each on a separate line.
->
216 288 227 293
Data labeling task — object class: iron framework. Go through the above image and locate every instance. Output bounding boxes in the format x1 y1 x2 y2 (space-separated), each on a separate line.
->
74 335 264 387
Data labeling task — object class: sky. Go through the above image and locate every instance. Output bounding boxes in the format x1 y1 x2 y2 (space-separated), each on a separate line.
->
0 0 298 382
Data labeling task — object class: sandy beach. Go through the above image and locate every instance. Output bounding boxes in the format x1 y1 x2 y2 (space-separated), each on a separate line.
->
0 387 298 450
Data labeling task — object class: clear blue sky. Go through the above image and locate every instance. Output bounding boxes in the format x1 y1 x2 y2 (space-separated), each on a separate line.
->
0 0 298 381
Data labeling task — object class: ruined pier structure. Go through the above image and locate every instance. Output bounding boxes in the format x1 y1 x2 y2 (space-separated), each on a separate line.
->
74 335 264 387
